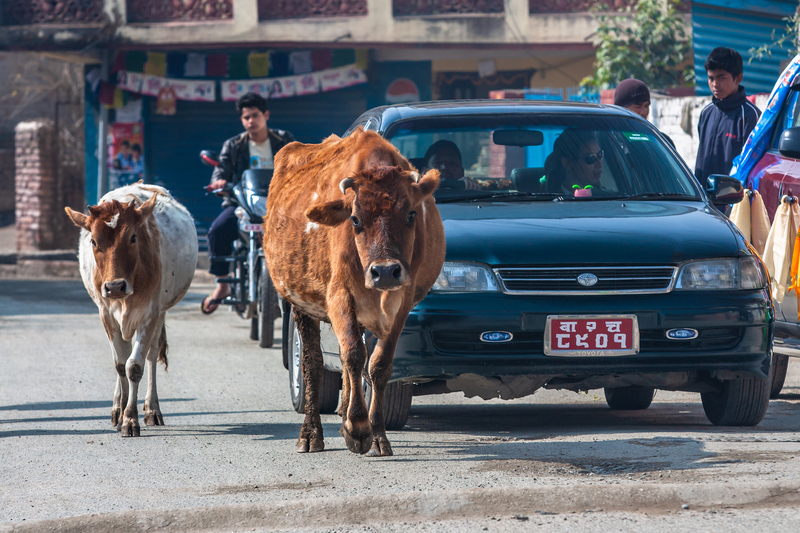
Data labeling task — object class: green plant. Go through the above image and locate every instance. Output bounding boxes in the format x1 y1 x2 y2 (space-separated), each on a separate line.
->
749 6 800 63
582 0 694 90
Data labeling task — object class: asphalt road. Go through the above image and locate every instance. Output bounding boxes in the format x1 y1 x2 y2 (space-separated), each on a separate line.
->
2 278 800 532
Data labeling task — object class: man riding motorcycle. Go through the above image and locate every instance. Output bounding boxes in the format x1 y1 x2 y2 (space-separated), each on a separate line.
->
202 92 295 314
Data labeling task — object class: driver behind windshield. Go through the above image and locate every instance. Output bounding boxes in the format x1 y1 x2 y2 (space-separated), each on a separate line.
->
423 140 479 190
544 129 606 196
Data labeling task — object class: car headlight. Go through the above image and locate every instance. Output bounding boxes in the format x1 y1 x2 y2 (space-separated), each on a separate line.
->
432 262 499 292
675 257 767 290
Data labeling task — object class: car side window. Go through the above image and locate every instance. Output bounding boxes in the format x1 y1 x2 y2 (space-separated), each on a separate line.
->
771 89 800 149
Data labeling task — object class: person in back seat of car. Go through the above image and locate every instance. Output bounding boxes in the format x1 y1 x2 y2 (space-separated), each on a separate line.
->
545 129 606 195
423 140 479 190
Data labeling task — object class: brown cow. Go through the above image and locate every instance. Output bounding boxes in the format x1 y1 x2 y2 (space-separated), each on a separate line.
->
264 128 445 456
65 183 198 437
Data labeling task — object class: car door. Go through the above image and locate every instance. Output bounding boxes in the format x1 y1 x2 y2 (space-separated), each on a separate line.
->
754 88 800 322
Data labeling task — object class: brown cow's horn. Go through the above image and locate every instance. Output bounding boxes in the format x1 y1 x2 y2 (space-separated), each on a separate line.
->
339 178 355 195
409 171 420 183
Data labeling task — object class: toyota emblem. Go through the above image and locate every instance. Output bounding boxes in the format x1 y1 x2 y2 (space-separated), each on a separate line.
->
577 273 598 287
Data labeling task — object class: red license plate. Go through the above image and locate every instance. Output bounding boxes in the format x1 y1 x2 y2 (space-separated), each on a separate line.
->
544 315 639 356
241 223 263 232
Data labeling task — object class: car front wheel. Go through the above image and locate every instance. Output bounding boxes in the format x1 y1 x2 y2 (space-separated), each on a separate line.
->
288 314 341 414
604 386 654 410
363 377 413 431
770 353 790 399
701 377 770 426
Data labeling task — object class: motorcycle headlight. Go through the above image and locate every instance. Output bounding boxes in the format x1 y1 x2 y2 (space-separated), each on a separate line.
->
245 190 267 218
432 262 499 292
675 257 767 290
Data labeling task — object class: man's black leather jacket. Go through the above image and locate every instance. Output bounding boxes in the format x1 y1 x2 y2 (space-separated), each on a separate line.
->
210 128 295 186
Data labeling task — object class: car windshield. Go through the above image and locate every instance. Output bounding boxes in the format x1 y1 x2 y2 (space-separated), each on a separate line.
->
384 114 700 202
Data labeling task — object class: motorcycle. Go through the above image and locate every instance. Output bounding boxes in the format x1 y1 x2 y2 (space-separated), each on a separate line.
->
200 150 279 348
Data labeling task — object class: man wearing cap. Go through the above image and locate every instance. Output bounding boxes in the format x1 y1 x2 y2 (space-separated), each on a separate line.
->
614 78 674 148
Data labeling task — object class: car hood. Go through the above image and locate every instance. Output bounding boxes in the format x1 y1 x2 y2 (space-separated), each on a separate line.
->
437 200 739 266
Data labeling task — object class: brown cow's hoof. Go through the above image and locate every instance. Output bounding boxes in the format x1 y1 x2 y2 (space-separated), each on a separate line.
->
366 437 393 457
120 419 140 437
111 408 121 427
339 425 372 454
296 438 324 453
144 409 164 426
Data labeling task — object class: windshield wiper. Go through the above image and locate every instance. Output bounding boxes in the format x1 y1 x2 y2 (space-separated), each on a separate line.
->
436 191 564 203
610 192 699 201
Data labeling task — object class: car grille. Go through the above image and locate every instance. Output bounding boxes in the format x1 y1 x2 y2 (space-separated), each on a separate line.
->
494 266 677 294
431 327 743 355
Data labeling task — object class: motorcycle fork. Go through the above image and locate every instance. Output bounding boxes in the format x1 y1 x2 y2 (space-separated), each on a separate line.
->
248 231 259 306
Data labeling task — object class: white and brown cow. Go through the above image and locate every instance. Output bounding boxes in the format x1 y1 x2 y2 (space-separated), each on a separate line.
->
65 183 197 437
265 128 445 456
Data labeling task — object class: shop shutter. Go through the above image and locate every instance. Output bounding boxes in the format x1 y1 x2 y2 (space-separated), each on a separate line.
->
693 1 797 96
145 86 368 232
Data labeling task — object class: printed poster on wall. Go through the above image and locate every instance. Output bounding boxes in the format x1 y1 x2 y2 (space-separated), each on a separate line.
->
108 122 144 188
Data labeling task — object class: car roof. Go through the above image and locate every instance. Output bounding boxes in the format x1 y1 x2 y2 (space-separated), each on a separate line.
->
353 100 641 133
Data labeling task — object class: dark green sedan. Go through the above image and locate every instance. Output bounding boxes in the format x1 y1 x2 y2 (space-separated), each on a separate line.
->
284 100 774 429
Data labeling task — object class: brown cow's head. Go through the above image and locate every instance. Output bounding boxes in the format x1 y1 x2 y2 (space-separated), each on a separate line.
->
65 194 158 300
305 166 439 291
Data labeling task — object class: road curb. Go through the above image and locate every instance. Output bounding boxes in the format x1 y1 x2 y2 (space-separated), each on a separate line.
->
3 480 799 533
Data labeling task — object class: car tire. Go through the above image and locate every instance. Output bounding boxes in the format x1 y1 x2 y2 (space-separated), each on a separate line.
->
258 262 277 349
288 314 341 414
770 353 790 399
604 386 654 410
701 377 770 426
363 378 413 431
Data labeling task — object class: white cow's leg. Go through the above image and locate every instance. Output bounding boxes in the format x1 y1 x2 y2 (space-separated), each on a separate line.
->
144 319 166 426
121 316 160 437
102 313 131 430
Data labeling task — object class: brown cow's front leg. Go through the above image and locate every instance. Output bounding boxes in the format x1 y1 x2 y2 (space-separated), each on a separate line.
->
329 296 372 454
366 336 396 457
294 310 325 453
338 365 351 419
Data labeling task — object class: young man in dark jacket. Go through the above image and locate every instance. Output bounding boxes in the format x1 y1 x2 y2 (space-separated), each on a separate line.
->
695 47 761 182
202 92 295 314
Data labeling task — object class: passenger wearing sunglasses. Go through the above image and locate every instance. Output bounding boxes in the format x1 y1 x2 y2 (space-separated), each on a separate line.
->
544 129 606 195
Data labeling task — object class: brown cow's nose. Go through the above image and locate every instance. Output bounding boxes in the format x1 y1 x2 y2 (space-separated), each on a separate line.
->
104 279 127 296
369 262 405 290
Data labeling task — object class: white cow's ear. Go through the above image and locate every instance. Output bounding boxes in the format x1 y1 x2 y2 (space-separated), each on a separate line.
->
135 193 158 224
65 207 90 230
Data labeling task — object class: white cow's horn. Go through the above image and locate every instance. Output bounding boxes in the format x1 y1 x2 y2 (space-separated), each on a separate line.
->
409 171 420 183
339 177 355 195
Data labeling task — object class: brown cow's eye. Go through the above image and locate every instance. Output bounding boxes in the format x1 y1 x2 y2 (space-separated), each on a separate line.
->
351 216 362 230
131 234 137 244
407 211 416 223
90 239 96 248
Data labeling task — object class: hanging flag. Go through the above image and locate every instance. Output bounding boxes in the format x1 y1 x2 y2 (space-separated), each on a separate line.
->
355 49 369 70
289 51 312 74
111 51 126 74
269 51 290 77
311 49 332 71
144 52 167 77
270 76 296 99
207 54 228 77
248 52 270 77
165 78 216 102
185 53 207 77
228 53 249 78
98 81 116 105
222 64 366 101
125 51 147 73
155 86 177 115
167 52 187 77
332 49 356 68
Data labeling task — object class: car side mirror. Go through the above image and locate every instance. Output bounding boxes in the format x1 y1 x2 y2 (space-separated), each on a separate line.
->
706 175 744 205
779 127 800 159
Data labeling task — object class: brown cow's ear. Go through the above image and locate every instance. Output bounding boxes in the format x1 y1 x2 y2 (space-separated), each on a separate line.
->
65 207 90 229
305 199 351 226
135 193 158 225
413 169 440 199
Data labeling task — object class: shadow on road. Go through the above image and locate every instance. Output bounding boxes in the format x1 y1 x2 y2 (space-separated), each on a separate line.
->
0 279 95 315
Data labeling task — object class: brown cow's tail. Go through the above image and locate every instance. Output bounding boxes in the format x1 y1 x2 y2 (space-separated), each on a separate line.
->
158 323 168 370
